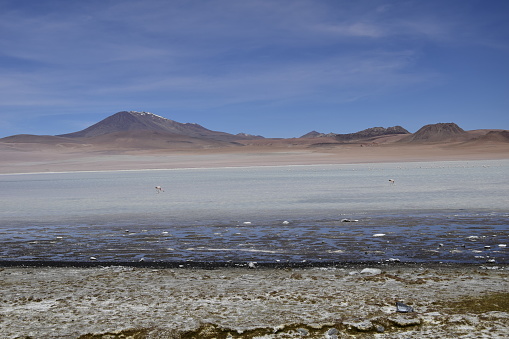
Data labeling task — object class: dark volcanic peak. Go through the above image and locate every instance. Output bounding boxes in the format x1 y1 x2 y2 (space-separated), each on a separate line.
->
57 111 214 138
334 126 410 142
56 111 259 141
402 122 466 143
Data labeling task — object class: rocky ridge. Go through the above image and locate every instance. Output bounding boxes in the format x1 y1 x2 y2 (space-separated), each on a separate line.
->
334 126 410 142
301 126 410 141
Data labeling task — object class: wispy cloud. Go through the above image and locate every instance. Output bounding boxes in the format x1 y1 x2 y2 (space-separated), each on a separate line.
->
0 0 507 136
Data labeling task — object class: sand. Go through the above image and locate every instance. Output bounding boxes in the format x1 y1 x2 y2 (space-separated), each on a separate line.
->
1 141 508 174
1 264 508 338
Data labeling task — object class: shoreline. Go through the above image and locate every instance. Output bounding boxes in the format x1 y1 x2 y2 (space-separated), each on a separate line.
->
1 260 508 269
1 264 508 338
1 156 508 176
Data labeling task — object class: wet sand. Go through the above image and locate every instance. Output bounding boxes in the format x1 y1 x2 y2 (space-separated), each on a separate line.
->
1 264 508 338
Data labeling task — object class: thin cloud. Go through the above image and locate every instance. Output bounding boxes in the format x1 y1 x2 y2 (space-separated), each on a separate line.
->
0 0 507 137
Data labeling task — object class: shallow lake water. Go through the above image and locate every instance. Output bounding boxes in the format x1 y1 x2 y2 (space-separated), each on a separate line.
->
0 160 508 264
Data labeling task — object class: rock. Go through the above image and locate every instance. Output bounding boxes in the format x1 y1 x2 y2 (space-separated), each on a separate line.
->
389 315 421 327
386 258 400 262
375 324 385 332
326 328 338 335
360 268 382 275
396 302 414 313
290 272 303 279
325 327 338 338
343 319 374 332
447 314 466 323
381 305 395 314
296 328 309 336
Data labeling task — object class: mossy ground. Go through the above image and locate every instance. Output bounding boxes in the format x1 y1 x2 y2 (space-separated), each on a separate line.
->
435 292 509 314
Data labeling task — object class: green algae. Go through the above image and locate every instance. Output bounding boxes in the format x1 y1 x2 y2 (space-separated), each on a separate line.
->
437 292 509 314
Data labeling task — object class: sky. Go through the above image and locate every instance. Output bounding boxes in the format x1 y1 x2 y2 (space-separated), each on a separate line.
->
0 0 508 138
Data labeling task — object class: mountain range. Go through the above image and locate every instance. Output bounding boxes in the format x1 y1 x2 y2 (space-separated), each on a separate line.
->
1 111 508 151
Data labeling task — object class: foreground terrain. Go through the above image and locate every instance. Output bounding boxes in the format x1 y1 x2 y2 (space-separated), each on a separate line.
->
1 264 508 338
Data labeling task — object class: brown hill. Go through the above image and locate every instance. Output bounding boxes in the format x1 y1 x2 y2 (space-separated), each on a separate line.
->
463 130 509 144
85 130 242 150
400 123 468 143
0 134 78 145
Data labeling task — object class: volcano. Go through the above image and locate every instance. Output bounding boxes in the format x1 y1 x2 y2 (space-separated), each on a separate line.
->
57 111 255 142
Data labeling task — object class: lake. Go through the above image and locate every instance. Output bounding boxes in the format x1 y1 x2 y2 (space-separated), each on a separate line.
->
0 159 507 264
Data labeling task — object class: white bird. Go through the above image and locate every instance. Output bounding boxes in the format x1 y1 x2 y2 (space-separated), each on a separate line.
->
155 186 164 193
388 179 395 185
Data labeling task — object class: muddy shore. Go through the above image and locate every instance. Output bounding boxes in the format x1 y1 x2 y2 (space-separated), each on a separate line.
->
1 263 508 338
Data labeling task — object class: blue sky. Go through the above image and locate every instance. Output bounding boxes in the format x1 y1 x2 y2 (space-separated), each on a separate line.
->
1 0 508 138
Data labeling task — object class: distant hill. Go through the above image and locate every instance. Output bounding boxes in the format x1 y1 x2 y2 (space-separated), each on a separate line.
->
0 134 78 144
400 123 467 143
235 132 265 140
58 111 260 142
300 131 336 138
301 126 409 141
1 113 506 153
334 126 409 142
463 130 509 144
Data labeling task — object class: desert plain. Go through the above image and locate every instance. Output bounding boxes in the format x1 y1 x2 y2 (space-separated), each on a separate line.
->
1 133 509 174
